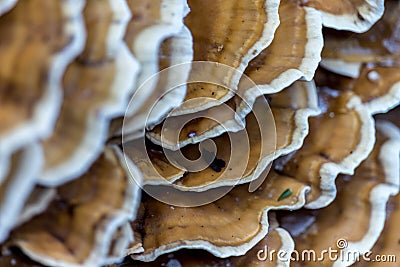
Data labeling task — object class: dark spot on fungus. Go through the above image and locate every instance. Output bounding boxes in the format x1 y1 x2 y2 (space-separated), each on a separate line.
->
357 12 365 21
210 157 226 172
146 138 164 154
319 152 329 159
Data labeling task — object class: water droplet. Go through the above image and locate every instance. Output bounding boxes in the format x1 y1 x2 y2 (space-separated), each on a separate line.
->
367 70 380 82
290 196 299 204
187 131 196 138
167 259 182 267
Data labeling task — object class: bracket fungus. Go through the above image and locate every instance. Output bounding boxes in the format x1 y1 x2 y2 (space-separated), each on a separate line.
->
125 81 319 191
124 0 189 92
39 0 139 186
16 187 56 228
6 147 141 267
299 0 385 33
129 172 309 261
1 1 400 267
0 0 85 157
244 0 323 94
0 145 42 243
355 190 400 267
121 26 194 139
127 215 294 267
148 80 320 151
171 0 280 115
275 87 375 208
278 120 400 266
320 0 400 77
144 0 324 147
316 65 400 115
102 223 134 266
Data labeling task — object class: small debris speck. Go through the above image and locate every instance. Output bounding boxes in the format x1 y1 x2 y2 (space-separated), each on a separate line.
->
278 189 292 201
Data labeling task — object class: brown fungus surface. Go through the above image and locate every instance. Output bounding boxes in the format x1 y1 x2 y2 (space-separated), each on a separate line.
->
120 26 193 140
172 0 280 115
0 0 84 155
148 81 319 151
126 221 293 267
151 0 323 146
316 64 400 114
127 81 319 190
320 0 400 78
154 1 323 149
40 0 138 186
300 0 385 33
103 223 134 266
279 121 400 267
129 171 309 261
16 186 56 227
244 0 323 92
275 87 375 208
116 0 195 141
354 192 400 267
0 1 399 267
122 0 189 114
0 145 42 243
322 0 400 64
8 147 141 267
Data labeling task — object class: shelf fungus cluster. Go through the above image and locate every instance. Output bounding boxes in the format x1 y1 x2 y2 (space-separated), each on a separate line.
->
0 0 400 267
